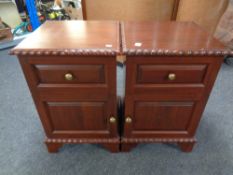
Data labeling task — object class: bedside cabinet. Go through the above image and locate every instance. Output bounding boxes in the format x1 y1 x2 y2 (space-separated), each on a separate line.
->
121 21 226 152
10 21 230 153
10 21 120 153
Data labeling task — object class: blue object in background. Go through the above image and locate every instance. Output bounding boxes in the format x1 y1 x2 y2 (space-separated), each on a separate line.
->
25 0 40 30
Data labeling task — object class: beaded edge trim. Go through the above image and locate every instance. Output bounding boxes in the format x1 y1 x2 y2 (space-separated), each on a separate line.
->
122 137 197 143
9 48 117 56
123 49 233 56
45 138 120 144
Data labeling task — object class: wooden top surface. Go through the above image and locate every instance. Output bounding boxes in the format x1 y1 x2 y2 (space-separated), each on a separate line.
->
122 21 228 56
11 21 120 56
10 21 231 57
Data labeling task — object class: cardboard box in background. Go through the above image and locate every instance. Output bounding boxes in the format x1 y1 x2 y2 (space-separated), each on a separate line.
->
0 1 22 28
0 18 13 43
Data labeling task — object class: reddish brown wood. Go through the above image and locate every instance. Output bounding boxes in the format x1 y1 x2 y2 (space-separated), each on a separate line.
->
10 21 120 56
81 0 87 20
137 64 207 84
121 143 138 152
177 142 195 152
122 21 225 152
171 0 180 20
101 143 120 153
121 21 227 56
134 101 194 131
35 65 105 84
45 142 63 153
11 21 228 153
12 21 120 153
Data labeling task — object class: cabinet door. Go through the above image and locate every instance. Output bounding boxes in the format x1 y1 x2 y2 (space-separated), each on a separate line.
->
124 98 197 138
43 100 116 138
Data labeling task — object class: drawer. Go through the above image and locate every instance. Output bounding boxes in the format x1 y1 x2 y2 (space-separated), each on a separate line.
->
35 64 105 84
137 64 207 84
133 101 194 131
46 101 108 131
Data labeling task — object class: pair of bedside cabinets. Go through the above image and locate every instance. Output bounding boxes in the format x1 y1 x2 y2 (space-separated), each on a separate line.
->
11 21 230 153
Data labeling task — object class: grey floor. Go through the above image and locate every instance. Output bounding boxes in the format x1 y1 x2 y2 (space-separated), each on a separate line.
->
0 49 233 175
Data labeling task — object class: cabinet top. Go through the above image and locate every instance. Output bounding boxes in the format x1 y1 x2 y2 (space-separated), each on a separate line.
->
122 21 228 56
10 21 120 56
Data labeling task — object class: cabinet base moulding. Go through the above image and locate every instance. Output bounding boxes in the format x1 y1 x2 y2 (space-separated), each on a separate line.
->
122 137 196 143
45 138 120 153
121 137 196 152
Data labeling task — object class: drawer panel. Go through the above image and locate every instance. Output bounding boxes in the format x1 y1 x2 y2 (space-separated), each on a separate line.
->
137 64 207 84
133 101 194 131
35 65 105 84
46 102 107 131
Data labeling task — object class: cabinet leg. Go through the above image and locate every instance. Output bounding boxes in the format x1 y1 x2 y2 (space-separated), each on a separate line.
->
101 143 120 153
45 142 63 153
177 142 195 152
121 143 137 152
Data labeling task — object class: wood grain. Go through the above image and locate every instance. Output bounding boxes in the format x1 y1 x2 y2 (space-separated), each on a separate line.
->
122 21 225 152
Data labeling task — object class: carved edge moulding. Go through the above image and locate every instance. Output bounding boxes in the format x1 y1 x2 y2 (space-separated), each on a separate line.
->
9 48 118 56
123 49 233 56
9 22 233 57
9 47 233 57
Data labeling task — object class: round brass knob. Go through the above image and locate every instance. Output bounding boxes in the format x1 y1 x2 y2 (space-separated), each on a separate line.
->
109 116 116 123
64 73 74 81
125 117 132 123
168 73 176 81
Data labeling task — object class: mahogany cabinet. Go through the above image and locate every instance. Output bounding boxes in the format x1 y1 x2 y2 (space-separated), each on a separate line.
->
11 21 230 153
121 21 227 152
10 21 120 153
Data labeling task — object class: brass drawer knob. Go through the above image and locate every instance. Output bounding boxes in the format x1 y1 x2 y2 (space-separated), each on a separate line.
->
168 73 176 80
64 73 74 81
109 116 116 123
125 117 132 123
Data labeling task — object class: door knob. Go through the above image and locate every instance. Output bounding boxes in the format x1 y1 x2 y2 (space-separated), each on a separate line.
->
125 117 132 123
109 116 116 123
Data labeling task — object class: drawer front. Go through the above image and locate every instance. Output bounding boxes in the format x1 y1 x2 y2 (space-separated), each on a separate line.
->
35 64 105 84
134 101 194 131
137 64 207 84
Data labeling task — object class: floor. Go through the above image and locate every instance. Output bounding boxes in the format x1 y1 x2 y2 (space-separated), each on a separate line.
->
0 49 233 175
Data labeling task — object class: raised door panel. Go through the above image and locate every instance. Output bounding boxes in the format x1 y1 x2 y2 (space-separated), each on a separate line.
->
134 101 194 131
43 99 116 138
47 102 107 131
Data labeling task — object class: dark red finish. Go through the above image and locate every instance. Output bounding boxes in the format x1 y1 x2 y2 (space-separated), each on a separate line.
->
122 21 225 152
11 21 226 153
12 21 120 153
